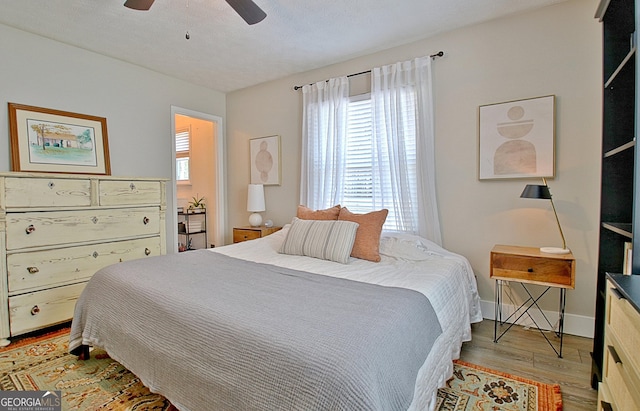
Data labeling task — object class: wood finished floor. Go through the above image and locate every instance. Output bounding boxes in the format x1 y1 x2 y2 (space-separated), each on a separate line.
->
459 320 598 411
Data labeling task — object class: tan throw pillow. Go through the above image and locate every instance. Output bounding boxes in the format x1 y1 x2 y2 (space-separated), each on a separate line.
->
297 204 341 220
338 207 388 262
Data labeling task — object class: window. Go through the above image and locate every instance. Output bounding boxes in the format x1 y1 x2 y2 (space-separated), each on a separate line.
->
176 128 190 182
342 94 418 231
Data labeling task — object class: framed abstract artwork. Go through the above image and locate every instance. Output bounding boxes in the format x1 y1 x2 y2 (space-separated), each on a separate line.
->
250 135 281 186
8 103 111 175
478 95 555 180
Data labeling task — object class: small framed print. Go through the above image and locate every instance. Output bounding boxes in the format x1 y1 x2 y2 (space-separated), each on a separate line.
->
478 95 555 180
250 135 281 185
9 103 111 175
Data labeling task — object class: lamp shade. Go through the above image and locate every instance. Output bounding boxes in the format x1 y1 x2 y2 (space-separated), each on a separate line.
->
520 184 551 200
247 184 265 212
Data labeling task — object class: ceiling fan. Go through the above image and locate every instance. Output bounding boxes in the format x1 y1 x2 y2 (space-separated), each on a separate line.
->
124 0 267 25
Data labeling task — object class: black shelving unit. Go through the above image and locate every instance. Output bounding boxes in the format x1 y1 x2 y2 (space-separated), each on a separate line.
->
178 210 207 251
592 0 638 388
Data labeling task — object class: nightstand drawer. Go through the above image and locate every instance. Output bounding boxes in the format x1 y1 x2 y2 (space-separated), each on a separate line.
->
233 226 282 243
492 253 572 280
234 229 262 243
491 252 573 287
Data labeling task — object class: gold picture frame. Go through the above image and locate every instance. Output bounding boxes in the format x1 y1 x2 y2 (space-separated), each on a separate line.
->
249 135 281 185
8 103 111 175
478 95 555 180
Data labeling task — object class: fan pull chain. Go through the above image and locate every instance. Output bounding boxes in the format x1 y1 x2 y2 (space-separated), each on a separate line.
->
185 0 190 40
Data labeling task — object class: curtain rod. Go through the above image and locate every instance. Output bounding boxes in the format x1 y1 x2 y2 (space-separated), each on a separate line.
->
293 51 444 91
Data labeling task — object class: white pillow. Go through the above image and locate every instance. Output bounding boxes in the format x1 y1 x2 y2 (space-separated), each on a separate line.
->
379 233 441 261
278 217 359 264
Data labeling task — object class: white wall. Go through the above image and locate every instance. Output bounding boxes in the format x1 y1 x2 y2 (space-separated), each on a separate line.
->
227 0 602 336
0 23 226 252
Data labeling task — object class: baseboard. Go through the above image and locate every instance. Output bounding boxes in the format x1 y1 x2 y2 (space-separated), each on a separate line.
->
479 299 594 339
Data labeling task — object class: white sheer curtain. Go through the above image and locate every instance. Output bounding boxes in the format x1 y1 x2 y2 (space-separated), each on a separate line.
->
300 77 349 207
371 57 442 244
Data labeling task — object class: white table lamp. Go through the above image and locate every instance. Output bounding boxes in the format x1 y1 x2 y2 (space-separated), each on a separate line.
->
247 184 265 227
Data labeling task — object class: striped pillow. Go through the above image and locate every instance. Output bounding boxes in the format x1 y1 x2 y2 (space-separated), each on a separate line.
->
279 218 359 264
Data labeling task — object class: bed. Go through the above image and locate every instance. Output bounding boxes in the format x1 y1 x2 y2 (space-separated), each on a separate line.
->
69 224 482 411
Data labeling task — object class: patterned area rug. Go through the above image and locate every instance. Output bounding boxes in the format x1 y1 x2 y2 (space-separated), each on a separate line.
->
436 360 562 411
0 327 175 410
1 328 561 410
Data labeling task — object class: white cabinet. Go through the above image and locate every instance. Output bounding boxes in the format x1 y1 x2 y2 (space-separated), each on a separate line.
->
0 172 167 345
598 276 640 410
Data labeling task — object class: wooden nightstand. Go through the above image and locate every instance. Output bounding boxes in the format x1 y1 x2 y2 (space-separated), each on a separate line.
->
233 226 282 243
490 244 576 357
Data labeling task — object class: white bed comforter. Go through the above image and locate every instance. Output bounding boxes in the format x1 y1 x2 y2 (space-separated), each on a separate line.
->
212 227 482 411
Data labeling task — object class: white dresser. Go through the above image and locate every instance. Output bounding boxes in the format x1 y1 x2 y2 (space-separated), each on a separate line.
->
0 172 167 346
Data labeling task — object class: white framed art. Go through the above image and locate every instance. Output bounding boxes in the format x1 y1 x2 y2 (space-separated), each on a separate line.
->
250 135 281 185
478 95 555 180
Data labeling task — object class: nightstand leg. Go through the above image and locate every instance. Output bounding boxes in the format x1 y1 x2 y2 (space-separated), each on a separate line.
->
493 280 502 342
558 288 567 358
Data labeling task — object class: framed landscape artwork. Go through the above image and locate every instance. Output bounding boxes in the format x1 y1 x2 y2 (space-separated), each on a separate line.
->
478 95 555 180
8 103 111 175
250 135 281 185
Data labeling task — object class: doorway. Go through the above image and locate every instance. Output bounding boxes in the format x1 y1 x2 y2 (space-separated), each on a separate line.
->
170 106 225 252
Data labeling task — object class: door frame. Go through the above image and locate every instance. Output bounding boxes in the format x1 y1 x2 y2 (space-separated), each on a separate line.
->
170 106 226 252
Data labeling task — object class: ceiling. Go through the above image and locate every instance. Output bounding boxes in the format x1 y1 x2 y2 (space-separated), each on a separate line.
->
0 0 567 93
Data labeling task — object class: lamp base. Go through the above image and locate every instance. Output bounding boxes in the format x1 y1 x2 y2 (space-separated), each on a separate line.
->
540 247 571 254
249 212 263 227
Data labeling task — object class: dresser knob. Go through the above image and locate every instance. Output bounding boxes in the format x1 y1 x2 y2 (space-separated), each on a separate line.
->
48 181 55 189
27 267 39 274
25 225 36 234
144 248 151 256
31 305 40 315
527 268 534 273
130 183 136 190
143 216 150 225
91 216 98 224
92 251 99 258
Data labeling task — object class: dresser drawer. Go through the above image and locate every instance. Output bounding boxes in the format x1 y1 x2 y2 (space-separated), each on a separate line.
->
491 253 573 287
607 281 640 377
597 382 613 411
99 180 162 206
4 177 91 208
602 342 640 411
6 207 160 250
7 236 162 293
9 282 86 336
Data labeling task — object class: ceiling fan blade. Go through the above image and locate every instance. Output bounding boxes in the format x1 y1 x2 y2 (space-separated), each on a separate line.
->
225 0 266 25
124 0 155 11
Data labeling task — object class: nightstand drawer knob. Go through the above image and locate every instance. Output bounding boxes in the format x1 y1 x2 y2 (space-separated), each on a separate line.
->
25 224 36 234
527 268 534 273
27 266 39 274
31 305 40 316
